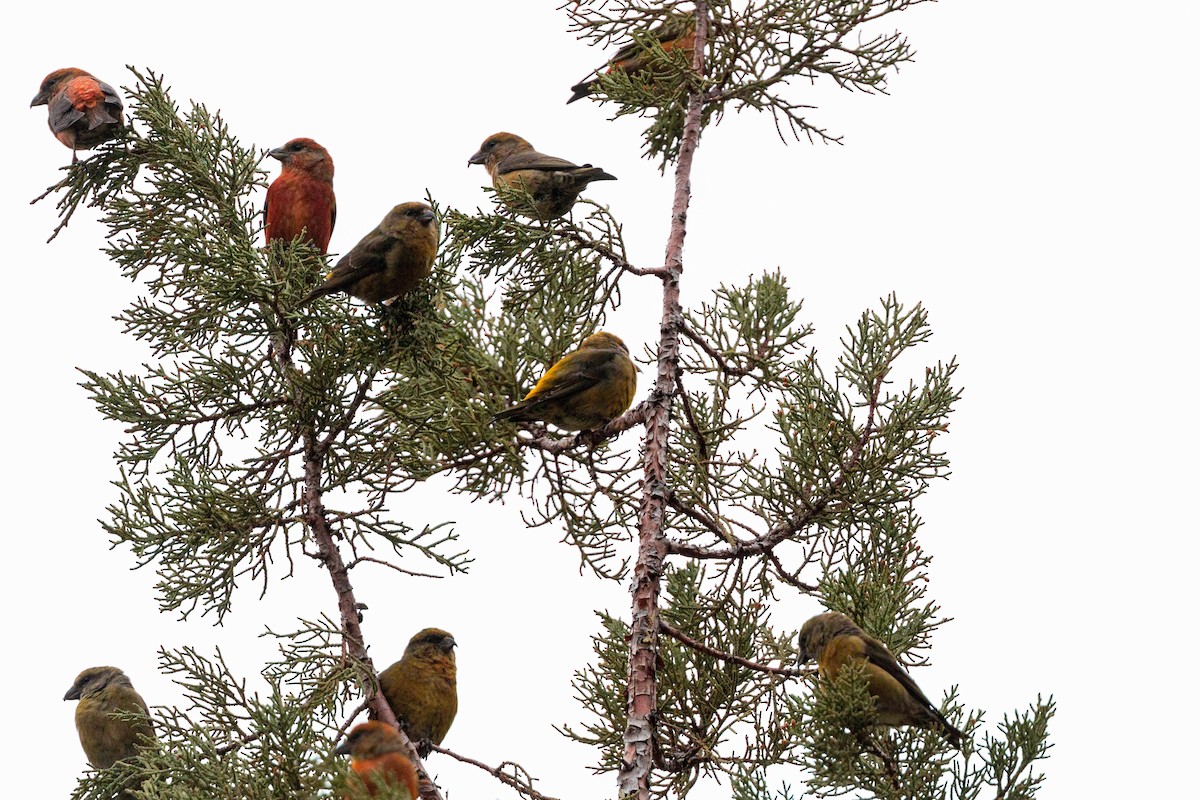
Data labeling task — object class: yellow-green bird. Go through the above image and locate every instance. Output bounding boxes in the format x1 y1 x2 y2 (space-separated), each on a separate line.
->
798 612 963 749
64 666 155 769
493 331 637 432
300 201 438 305
378 628 458 758
467 132 616 219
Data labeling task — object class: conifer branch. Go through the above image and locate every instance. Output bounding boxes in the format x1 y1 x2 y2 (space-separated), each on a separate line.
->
430 745 563 800
659 621 808 679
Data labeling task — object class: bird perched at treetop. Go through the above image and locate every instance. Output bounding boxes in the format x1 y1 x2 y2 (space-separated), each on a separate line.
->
567 14 696 104
336 721 419 800
30 68 123 161
493 331 637 432
468 132 616 220
797 612 964 749
378 628 457 758
64 666 155 770
299 202 437 305
265 137 336 254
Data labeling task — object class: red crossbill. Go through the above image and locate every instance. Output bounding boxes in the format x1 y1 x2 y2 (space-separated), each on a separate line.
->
567 15 696 104
467 132 616 220
493 331 637 432
64 666 155 769
377 628 457 758
30 68 124 160
336 722 419 800
797 612 964 749
300 202 438 305
265 138 336 254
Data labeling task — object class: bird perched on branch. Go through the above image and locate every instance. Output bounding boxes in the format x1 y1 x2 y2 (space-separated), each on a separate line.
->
299 202 437 305
468 132 616 220
797 612 964 749
64 666 155 769
378 628 457 758
567 14 696 104
493 331 637 432
265 138 336 254
30 68 123 161
336 722 419 800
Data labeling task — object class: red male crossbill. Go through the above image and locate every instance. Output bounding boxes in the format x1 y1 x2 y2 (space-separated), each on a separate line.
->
468 132 616 220
797 612 964 749
30 68 124 160
336 721 419 800
300 202 438 305
64 666 155 769
567 15 696 104
265 138 336 254
493 331 637 432
378 629 457 758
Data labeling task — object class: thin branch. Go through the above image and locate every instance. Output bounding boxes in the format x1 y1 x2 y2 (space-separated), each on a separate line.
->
429 745 562 800
660 621 807 679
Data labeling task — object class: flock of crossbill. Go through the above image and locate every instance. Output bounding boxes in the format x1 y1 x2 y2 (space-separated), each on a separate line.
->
35 15 963 800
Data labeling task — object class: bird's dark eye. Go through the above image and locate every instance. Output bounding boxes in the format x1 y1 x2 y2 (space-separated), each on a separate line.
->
485 140 497 149
290 142 304 152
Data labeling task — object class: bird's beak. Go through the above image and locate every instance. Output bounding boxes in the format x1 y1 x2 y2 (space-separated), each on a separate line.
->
467 150 487 166
418 209 436 224
30 92 48 107
64 686 81 701
334 740 353 756
267 147 289 162
441 636 457 652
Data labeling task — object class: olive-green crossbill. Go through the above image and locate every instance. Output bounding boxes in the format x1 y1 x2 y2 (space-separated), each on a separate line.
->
31 68 123 160
467 132 616 220
300 202 438 305
266 137 336 254
336 721 419 800
378 628 457 758
493 331 637 432
797 612 963 749
567 14 697 104
64 666 155 769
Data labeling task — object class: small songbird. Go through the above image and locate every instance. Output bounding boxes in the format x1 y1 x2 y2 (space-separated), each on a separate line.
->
378 628 457 758
64 666 155 769
300 202 438 305
30 68 124 160
265 138 336 254
336 722 419 800
467 132 616 220
567 15 696 104
493 331 637 432
797 612 964 749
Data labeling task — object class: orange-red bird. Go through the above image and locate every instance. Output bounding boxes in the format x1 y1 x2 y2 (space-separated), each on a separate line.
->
30 68 124 159
265 138 336 254
567 15 696 104
336 722 420 800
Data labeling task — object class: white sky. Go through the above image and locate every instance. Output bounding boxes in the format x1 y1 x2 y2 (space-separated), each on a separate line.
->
3 1 1196 797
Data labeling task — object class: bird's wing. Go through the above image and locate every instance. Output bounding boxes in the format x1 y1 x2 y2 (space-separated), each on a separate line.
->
526 348 621 401
316 230 392 291
610 15 694 62
497 150 581 173
330 198 337 235
48 90 86 132
861 636 938 710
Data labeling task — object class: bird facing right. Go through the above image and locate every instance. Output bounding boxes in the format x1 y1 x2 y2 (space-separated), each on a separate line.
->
797 612 964 749
493 331 637 432
467 132 616 220
336 721 419 800
64 666 155 769
378 628 458 758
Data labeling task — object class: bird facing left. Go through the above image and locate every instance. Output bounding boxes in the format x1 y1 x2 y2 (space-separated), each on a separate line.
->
31 68 124 161
265 137 337 255
64 666 155 769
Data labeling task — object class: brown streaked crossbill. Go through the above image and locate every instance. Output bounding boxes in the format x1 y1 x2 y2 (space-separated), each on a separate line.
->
336 721 419 800
31 68 124 160
467 132 616 220
567 14 696 104
797 612 964 749
493 331 637 432
64 666 155 769
300 202 438 305
378 628 457 758
265 138 336 255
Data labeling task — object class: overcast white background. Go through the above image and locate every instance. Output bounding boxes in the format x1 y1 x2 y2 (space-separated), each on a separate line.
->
3 1 1196 797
